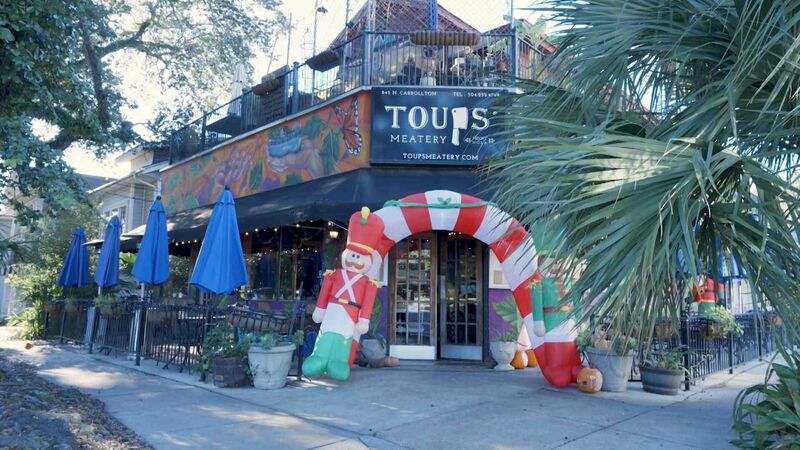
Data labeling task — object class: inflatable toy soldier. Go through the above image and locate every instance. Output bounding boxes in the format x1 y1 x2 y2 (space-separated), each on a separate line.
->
693 275 723 315
530 254 583 387
302 207 384 381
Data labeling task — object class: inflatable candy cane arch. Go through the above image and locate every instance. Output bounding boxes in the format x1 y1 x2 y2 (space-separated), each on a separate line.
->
362 191 583 388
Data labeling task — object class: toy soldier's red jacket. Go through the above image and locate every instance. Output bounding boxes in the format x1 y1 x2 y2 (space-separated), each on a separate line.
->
316 268 378 336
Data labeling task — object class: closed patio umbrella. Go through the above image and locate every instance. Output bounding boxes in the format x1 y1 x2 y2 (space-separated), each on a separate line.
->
90 216 121 353
132 197 170 286
131 197 170 365
57 227 90 288
190 187 248 296
95 216 122 289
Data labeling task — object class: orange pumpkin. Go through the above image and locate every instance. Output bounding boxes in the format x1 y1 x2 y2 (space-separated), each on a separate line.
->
525 349 538 367
510 351 528 369
577 368 603 393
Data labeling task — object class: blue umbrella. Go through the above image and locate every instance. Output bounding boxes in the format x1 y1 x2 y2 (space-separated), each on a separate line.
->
94 216 121 289
132 197 170 285
57 227 91 287
190 187 248 294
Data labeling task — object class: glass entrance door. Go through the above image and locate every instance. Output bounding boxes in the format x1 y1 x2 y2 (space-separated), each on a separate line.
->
389 233 436 360
439 234 483 360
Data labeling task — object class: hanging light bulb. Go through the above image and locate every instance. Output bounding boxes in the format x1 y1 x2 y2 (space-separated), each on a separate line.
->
328 229 339 239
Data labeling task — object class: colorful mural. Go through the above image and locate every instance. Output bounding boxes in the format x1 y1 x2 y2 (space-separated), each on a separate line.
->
161 91 371 214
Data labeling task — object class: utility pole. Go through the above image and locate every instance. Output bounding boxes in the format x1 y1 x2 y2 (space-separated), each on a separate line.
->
285 13 292 67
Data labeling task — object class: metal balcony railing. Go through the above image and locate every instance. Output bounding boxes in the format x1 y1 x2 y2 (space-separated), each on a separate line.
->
168 31 542 164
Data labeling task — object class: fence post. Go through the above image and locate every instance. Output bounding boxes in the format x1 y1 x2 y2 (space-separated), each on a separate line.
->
200 112 208 152
88 306 99 354
291 62 300 114
728 331 734 374
59 306 67 344
135 301 146 366
680 315 691 391
755 312 763 361
362 32 371 86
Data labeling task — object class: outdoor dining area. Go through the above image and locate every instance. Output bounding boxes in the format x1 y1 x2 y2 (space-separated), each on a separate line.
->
44 188 308 388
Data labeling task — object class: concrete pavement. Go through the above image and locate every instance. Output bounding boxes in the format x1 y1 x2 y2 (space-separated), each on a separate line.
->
0 328 762 449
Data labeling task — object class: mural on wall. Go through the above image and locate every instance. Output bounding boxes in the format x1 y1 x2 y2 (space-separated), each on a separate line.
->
161 92 371 214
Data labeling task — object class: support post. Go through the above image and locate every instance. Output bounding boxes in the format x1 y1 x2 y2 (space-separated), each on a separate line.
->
200 113 208 152
291 63 300 114
680 315 691 391
362 32 371 85
135 301 146 366
59 306 67 344
89 286 101 354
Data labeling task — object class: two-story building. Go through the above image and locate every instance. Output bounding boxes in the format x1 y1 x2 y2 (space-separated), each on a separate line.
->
128 0 554 363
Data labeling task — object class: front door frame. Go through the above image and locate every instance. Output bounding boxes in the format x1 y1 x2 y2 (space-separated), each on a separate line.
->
438 233 484 361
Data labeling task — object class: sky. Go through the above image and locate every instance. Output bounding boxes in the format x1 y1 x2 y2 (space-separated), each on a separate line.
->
64 0 542 177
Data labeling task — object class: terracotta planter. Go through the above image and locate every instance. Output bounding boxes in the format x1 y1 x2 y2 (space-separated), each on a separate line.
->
490 341 516 371
700 321 725 340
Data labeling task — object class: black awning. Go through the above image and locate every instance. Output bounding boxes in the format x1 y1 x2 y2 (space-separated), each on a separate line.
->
127 167 491 242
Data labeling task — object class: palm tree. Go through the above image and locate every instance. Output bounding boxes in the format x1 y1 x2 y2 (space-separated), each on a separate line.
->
489 0 800 344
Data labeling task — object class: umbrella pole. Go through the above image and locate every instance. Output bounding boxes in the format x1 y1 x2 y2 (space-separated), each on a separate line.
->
135 283 147 366
89 286 101 354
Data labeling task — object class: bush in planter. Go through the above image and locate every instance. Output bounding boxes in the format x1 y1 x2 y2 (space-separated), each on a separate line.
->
641 348 686 396
578 325 637 392
732 345 800 449
198 323 250 388
702 306 743 340
361 301 387 363
247 329 303 390
491 329 519 371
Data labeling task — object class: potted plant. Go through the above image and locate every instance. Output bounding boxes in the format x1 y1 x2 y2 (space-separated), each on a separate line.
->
248 329 304 390
360 302 387 363
701 306 743 340
490 329 519 371
199 323 250 388
640 348 685 395
581 325 637 392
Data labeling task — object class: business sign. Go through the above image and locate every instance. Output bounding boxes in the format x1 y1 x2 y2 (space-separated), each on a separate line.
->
370 87 505 165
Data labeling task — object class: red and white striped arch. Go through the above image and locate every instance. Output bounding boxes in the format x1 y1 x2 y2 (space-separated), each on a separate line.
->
365 190 538 344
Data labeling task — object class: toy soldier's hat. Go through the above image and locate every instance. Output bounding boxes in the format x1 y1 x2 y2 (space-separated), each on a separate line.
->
346 207 385 256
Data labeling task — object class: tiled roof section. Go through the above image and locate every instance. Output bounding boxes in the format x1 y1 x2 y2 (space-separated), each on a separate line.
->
329 0 479 48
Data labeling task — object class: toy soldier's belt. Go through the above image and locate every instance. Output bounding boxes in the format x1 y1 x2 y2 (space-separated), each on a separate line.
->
543 305 572 313
337 298 362 309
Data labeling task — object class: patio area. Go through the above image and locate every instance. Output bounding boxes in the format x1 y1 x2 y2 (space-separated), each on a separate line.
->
0 327 752 449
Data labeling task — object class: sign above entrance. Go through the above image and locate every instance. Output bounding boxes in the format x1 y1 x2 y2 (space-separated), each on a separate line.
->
370 87 506 165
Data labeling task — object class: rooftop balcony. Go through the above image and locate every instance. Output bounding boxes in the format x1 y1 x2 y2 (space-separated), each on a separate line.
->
168 31 546 164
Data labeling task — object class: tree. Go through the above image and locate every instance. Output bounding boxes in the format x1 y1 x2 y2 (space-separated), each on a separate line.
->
8 205 99 338
0 0 284 228
489 1 800 343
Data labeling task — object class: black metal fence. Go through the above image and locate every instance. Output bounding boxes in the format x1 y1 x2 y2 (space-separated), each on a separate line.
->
167 31 537 164
630 313 789 390
43 299 308 379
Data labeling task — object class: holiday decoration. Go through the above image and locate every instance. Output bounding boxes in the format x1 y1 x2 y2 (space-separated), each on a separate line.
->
577 368 603 393
302 207 384 381
348 190 581 388
511 351 528 369
693 276 722 315
525 349 538 367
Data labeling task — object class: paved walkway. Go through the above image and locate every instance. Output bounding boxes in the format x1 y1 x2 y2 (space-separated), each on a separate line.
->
0 328 762 449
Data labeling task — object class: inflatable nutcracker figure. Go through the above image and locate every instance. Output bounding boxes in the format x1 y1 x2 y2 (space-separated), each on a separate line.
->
302 207 384 381
693 275 723 315
530 255 583 387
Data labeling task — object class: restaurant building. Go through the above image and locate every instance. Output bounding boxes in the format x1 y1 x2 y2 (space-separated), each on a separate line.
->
136 0 556 363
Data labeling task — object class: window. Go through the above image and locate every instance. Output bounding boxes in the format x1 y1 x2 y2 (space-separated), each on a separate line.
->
103 205 128 231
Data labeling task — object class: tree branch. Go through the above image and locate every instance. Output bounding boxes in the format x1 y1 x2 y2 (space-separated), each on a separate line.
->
97 18 152 57
78 18 110 129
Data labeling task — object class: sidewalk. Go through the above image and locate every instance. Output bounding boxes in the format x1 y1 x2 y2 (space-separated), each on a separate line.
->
0 328 760 449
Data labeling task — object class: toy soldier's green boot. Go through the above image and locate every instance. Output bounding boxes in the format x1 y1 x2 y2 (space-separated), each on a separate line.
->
302 332 353 380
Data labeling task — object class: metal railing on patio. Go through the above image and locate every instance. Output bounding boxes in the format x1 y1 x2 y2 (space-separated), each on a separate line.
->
44 299 93 345
629 313 789 390
167 30 540 164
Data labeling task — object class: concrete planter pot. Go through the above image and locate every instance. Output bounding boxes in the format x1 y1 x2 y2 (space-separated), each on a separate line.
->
248 344 295 390
490 341 516 371
585 347 633 392
640 366 683 396
361 338 387 362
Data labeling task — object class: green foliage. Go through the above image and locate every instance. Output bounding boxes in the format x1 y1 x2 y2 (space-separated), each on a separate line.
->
250 329 304 350
198 323 250 373
492 295 522 329
9 206 99 338
493 328 519 343
575 328 592 353
0 0 285 234
320 130 340 175
643 348 685 371
733 345 800 449
705 306 745 339
366 301 386 347
489 0 800 349
302 116 325 140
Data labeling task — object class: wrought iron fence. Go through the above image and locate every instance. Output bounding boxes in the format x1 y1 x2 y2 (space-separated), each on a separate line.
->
90 300 138 357
44 299 93 345
629 313 788 389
